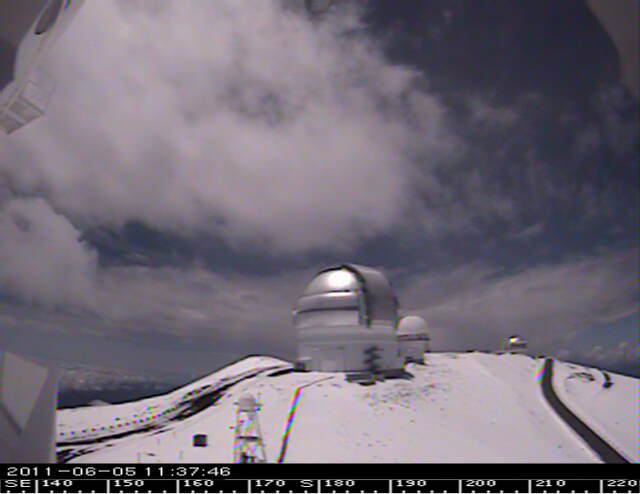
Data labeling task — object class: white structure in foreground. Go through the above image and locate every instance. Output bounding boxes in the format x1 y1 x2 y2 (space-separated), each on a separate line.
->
397 315 430 364
503 335 528 354
233 394 266 464
0 350 59 462
0 0 85 133
293 264 402 373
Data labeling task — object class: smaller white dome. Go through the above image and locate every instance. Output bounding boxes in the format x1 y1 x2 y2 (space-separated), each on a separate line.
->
397 316 430 337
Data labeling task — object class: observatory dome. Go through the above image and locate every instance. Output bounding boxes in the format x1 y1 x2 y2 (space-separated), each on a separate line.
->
503 335 528 353
293 264 402 373
397 316 430 337
397 316 430 363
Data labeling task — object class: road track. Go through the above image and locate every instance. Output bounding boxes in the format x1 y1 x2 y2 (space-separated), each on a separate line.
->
540 358 629 464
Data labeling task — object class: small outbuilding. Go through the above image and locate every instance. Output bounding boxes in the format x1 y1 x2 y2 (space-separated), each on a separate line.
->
397 315 430 364
192 434 208 447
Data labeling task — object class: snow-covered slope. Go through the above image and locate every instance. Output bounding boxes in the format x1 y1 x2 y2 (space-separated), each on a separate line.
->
552 360 637 462
56 353 635 463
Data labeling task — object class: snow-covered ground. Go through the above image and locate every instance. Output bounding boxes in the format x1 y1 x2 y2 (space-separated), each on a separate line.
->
553 360 637 462
56 353 636 463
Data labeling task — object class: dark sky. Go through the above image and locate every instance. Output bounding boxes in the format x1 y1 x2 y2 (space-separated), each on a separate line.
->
0 0 637 393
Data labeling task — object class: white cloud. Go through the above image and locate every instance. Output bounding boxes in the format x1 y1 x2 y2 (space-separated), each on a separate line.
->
467 96 519 128
0 0 454 253
0 198 97 308
510 222 545 239
0 0 635 381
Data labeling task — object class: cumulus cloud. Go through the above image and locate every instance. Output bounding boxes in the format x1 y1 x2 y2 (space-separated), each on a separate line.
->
0 0 635 385
0 197 97 308
0 0 455 253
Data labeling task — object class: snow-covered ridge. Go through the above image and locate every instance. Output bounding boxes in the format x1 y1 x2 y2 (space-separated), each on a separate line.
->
56 353 636 463
57 356 289 445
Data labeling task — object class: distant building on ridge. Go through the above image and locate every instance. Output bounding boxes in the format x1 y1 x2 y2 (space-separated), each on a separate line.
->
502 335 528 354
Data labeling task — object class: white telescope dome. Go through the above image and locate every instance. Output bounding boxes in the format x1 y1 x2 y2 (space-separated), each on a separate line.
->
294 264 402 373
397 315 430 364
397 316 430 337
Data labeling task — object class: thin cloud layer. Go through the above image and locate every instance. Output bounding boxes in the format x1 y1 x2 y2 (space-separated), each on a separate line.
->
398 249 637 352
558 341 637 371
2 245 634 357
93 264 306 348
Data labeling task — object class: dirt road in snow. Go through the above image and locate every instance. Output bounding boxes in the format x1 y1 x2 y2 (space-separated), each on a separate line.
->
541 358 629 464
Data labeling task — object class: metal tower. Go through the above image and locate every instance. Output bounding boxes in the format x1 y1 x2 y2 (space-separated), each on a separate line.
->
233 394 267 463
